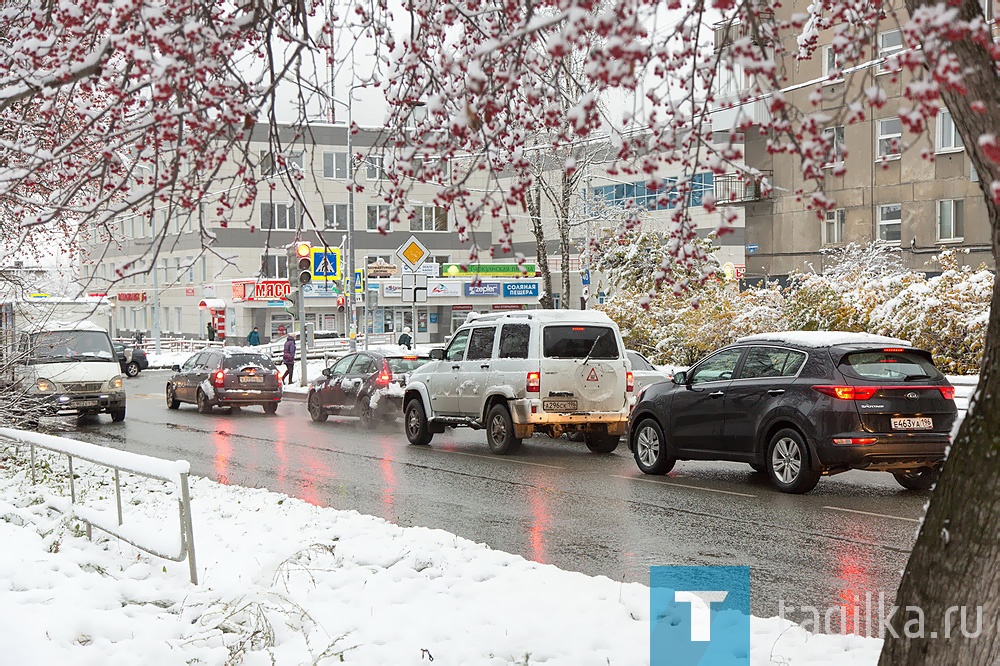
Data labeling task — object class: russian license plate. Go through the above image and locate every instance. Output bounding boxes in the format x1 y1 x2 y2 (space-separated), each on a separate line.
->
74 400 99 408
239 376 264 384
891 417 933 430
542 398 578 412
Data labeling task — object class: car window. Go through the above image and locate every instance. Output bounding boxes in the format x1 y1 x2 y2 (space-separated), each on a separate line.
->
386 357 432 373
329 354 355 375
224 353 275 370
467 327 496 361
446 329 471 362
738 347 805 379
627 351 655 371
542 326 619 359
181 353 201 372
350 355 377 375
498 324 530 359
839 350 943 381
689 348 743 384
202 353 222 370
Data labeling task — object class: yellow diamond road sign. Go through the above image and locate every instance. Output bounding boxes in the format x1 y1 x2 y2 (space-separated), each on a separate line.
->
396 235 430 272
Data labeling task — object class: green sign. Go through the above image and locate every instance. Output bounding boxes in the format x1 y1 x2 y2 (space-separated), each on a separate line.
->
441 263 537 277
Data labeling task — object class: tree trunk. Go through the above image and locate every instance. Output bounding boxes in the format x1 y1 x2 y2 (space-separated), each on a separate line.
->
528 184 554 309
880 2 1000 662
559 170 572 309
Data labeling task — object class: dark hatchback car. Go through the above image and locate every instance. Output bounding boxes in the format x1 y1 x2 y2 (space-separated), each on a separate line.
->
166 348 282 414
113 342 149 377
308 351 431 426
628 332 957 493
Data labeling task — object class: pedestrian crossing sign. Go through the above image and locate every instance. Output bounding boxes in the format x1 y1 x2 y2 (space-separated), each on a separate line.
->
311 248 341 281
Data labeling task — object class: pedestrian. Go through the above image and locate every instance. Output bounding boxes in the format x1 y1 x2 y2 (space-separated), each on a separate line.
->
282 333 296 384
397 326 412 350
207 322 216 342
247 326 260 346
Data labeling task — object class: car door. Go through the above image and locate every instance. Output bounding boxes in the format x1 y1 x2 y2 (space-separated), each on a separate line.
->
431 328 471 415
344 354 377 413
669 347 744 454
491 322 531 403
191 352 220 399
458 325 497 416
722 346 807 458
320 354 357 411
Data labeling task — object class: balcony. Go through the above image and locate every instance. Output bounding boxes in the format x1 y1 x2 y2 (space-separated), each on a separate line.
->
714 171 771 204
713 14 773 52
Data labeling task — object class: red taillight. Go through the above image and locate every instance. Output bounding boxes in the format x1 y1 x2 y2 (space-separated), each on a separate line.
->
882 347 905 352
526 371 540 393
812 385 878 400
626 371 634 393
376 359 392 386
832 437 878 446
939 386 955 400
212 370 225 387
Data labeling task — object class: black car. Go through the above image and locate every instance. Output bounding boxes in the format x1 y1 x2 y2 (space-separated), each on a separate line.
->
308 351 431 426
113 342 149 377
166 347 282 413
628 332 957 493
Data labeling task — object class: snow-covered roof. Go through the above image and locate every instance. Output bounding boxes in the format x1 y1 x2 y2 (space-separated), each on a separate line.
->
736 331 912 348
465 310 615 325
28 320 107 334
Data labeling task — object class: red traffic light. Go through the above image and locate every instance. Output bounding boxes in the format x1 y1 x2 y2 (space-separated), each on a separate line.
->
337 295 346 312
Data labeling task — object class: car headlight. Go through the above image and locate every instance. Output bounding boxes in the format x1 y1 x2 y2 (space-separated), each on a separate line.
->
35 378 56 393
109 376 124 390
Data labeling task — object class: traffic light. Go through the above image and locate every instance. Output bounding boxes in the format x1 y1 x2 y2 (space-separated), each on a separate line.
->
287 241 312 285
337 295 346 313
284 288 299 317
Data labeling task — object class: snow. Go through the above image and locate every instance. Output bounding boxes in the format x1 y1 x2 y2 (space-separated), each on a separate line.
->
737 331 911 348
0 433 886 665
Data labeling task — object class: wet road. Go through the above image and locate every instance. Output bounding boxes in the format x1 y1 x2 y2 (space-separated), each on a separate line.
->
55 371 930 630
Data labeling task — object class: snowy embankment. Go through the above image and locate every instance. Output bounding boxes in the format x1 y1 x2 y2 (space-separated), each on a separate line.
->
0 435 883 665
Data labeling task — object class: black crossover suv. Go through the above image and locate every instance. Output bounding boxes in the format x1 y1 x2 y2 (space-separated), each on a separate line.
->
628 332 957 493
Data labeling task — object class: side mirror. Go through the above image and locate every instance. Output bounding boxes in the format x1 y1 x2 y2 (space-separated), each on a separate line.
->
672 370 687 385
322 368 332 378
171 364 181 372
429 348 445 360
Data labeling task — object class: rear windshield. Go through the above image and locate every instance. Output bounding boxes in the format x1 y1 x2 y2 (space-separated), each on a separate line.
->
839 350 942 381
543 326 619 359
386 357 432 373
224 353 275 370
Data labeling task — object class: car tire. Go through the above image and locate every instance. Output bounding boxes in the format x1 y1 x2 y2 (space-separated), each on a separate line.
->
486 404 522 455
404 399 433 446
308 393 328 422
166 385 180 410
893 467 940 491
358 399 376 428
125 361 141 377
196 390 213 414
262 402 278 415
632 419 676 475
766 429 821 494
585 433 620 454
110 406 126 422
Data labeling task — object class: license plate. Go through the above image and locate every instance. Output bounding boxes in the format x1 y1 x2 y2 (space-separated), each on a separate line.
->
891 417 933 430
74 400 99 407
542 398 578 412
239 376 264 384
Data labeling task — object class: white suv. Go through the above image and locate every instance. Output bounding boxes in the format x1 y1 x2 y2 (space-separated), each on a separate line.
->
402 310 634 454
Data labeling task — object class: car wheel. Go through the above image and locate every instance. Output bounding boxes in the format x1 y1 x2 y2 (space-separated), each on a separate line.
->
308 393 328 422
262 402 278 415
632 419 675 474
404 400 433 446
893 467 940 491
358 399 376 428
110 406 126 422
166 385 180 410
196 390 213 414
125 361 141 377
585 433 620 454
767 429 821 494
486 404 522 455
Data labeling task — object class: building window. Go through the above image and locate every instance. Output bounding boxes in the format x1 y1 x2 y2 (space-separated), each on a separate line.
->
261 202 296 230
876 117 902 160
263 254 289 279
936 110 964 153
823 126 845 166
877 30 903 73
822 45 842 80
878 203 902 243
824 209 845 244
366 155 385 180
323 152 348 179
937 199 964 241
367 204 391 232
324 203 349 230
410 206 449 232
260 151 303 176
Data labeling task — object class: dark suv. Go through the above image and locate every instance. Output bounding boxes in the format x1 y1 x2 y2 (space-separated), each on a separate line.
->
166 348 282 414
628 332 957 493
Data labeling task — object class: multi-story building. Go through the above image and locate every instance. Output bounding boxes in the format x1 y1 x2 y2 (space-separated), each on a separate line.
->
712 4 996 280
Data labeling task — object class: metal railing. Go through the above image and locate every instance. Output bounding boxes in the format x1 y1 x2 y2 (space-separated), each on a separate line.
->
713 171 771 204
0 428 198 584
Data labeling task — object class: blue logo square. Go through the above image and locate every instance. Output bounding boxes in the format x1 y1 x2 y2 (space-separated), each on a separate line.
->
650 566 750 666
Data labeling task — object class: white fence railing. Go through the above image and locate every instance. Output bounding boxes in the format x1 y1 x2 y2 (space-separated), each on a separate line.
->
0 428 198 584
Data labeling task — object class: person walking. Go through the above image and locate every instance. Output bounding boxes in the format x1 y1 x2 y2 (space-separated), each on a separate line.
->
207 322 216 342
397 326 412 350
282 333 296 384
247 326 260 346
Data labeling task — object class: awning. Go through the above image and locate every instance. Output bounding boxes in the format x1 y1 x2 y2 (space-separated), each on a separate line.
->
198 298 227 311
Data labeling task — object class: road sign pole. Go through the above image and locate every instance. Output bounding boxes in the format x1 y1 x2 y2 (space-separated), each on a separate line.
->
298 285 307 386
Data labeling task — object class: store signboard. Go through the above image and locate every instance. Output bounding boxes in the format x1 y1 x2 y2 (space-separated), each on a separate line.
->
502 282 539 298
442 263 536 277
428 281 462 297
464 282 502 297
232 279 291 302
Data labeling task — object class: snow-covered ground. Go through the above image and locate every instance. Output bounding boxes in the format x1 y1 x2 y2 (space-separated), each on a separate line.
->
0 432 885 665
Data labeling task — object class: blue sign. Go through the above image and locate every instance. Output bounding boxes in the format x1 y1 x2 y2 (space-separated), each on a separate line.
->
581 268 591 286
429 313 439 324
354 270 364 293
650 566 750 666
464 282 501 297
301 282 341 299
503 282 540 298
745 244 759 255
312 251 340 279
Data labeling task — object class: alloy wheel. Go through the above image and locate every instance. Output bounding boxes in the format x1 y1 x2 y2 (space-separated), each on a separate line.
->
771 436 802 484
636 426 660 467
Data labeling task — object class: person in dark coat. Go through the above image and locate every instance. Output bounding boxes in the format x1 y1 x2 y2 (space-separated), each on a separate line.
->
247 327 261 346
207 322 216 342
282 334 296 384
397 326 412 350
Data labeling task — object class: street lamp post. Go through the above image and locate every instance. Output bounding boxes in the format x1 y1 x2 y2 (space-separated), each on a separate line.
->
331 86 364 353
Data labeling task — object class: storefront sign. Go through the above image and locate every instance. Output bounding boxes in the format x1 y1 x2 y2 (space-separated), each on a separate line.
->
382 283 402 297
402 262 440 277
452 304 473 311
117 291 147 302
492 304 525 311
367 259 399 278
502 282 540 298
232 279 291 302
302 282 341 298
464 282 501 297
443 263 536 277
185 288 195 296
428 281 461 297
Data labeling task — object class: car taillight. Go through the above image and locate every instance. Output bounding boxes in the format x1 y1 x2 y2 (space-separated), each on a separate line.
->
832 437 878 446
812 385 878 400
377 359 392 387
939 386 955 400
526 371 540 393
212 370 225 387
626 371 634 393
